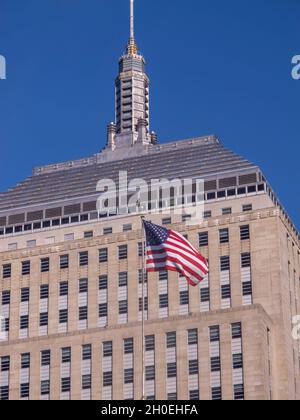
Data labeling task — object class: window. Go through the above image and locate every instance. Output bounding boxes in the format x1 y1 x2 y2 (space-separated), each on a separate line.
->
240 225 250 241
20 315 29 330
124 368 134 384
82 374 91 390
182 214 192 222
242 282 252 296
139 297 148 312
119 272 128 287
162 217 172 225
138 242 144 257
64 233 74 241
168 393 177 400
99 248 108 263
84 231 93 239
124 338 134 354
79 306 88 321
59 282 68 296
207 192 216 200
61 378 71 393
123 224 132 232
209 326 220 342
39 312 48 327
248 185 256 193
222 208 232 215
21 353 30 369
103 227 113 235
145 366 155 381
242 204 252 212
167 363 177 378
103 372 112 387
221 284 231 300
167 332 176 348
1 356 10 371
79 278 88 293
59 309 68 324
61 347 71 363
60 255 69 270
2 291 10 305
200 288 210 303
99 303 108 318
234 384 244 400
159 271 168 281
199 232 208 247
103 341 113 357
203 211 212 219
190 390 199 400
159 294 168 309
241 253 251 268
189 360 199 375
219 228 229 244
20 383 30 398
82 344 92 361
211 387 222 400
2 264 11 279
145 335 155 352
41 350 51 366
233 353 243 369
118 245 128 260
220 256 230 271
40 258 49 273
21 288 30 303
188 329 198 345
0 386 9 400
180 291 189 306
232 323 242 339
237 187 246 195
40 380 50 395
79 251 88 266
211 356 221 372
22 261 30 276
40 285 49 300
99 275 108 290
119 300 128 315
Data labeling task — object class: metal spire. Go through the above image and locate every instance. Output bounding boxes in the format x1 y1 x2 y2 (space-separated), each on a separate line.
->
127 0 138 55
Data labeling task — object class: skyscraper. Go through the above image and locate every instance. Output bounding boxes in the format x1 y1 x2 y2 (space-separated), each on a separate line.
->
0 0 299 400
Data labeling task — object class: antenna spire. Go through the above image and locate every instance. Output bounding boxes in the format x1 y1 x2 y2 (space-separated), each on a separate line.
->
127 0 138 55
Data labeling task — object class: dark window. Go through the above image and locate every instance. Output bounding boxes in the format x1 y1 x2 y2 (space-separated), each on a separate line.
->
99 303 108 318
20 383 30 398
1 356 10 372
138 242 144 257
118 245 128 260
234 384 244 400
189 360 199 375
207 192 216 200
188 329 198 345
167 332 176 348
221 284 231 300
103 341 113 357
119 272 128 287
242 204 252 212
79 251 88 266
241 253 251 268
167 362 177 378
124 368 134 384
247 185 256 193
217 191 226 199
145 366 155 381
238 187 246 195
84 231 93 239
2 291 10 306
22 261 30 276
211 387 222 400
180 291 189 306
41 350 51 366
211 356 221 372
119 300 128 315
219 228 229 244
99 275 108 290
103 372 112 387
103 227 113 235
145 335 155 352
99 248 108 263
123 224 132 232
60 255 69 270
220 256 230 271
168 393 177 400
2 264 11 279
159 271 168 281
242 281 252 296
233 353 243 369
159 294 168 309
21 288 29 304
59 309 68 324
79 306 88 321
209 326 220 342
200 288 210 303
124 338 134 355
203 211 212 219
82 344 92 361
232 323 242 339
0 386 9 400
59 282 68 296
82 374 91 390
40 284 49 300
240 225 250 241
222 208 232 215
199 232 208 247
61 377 71 393
162 218 172 225
40 380 50 395
139 297 148 312
21 353 30 369
39 312 48 327
61 347 71 363
79 278 88 293
20 315 29 330
227 189 236 197
190 390 199 400
40 258 49 273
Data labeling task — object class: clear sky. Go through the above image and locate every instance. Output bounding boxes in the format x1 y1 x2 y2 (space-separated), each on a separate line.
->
0 0 299 228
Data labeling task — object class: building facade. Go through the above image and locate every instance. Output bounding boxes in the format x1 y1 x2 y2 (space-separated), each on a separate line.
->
0 1 299 400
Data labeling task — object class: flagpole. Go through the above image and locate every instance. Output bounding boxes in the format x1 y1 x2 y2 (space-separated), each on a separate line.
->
141 216 146 400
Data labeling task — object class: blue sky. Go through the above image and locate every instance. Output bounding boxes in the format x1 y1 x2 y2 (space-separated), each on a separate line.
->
0 0 299 228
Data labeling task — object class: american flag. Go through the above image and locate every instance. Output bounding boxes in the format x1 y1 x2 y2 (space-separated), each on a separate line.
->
143 220 209 287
